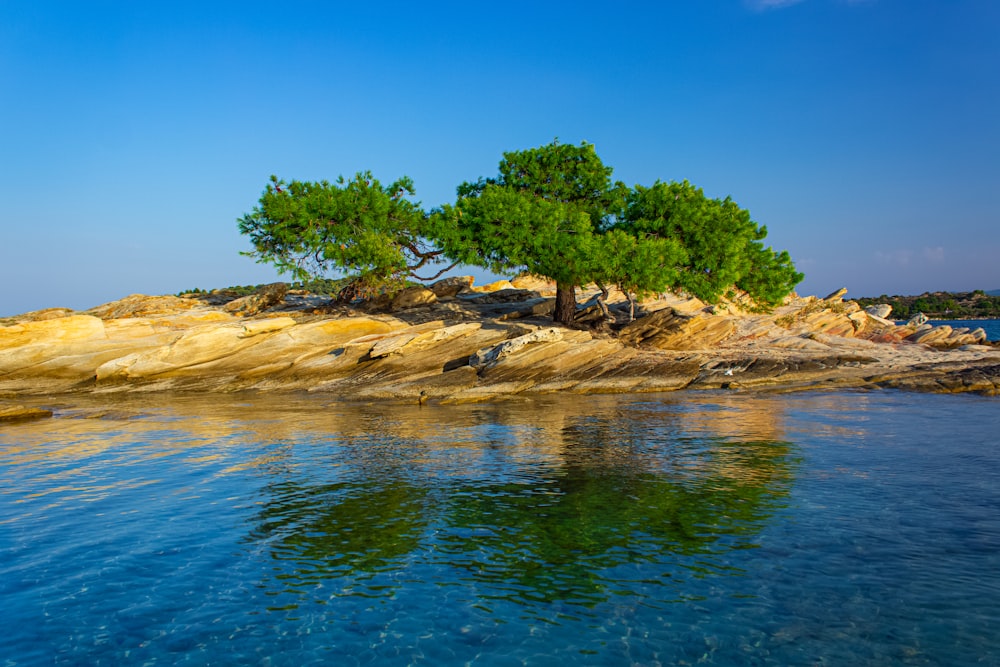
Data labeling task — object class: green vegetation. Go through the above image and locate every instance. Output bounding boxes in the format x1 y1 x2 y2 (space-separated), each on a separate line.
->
239 140 803 324
855 290 1000 319
177 277 351 298
430 141 633 324
237 173 451 301
622 180 802 309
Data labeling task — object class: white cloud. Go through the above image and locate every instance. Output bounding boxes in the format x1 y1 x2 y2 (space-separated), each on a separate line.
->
874 249 914 267
746 0 806 10
922 246 945 263
746 0 872 10
874 247 946 268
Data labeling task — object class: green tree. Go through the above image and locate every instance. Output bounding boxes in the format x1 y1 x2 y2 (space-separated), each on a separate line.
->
431 140 626 324
623 180 802 307
240 142 803 319
238 173 451 300
591 228 686 320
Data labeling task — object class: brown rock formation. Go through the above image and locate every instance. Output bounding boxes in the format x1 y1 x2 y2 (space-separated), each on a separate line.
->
1 281 998 403
223 282 288 316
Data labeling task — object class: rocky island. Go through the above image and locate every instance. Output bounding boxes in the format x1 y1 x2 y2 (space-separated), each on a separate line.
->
2 275 998 422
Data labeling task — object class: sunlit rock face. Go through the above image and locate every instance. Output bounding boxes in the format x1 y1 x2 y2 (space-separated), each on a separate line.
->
619 308 736 350
1 283 999 401
223 282 288 316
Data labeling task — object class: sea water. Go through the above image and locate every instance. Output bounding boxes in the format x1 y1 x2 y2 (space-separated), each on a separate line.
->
1 390 998 666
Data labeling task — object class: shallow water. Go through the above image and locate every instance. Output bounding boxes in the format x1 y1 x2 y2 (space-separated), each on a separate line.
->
1 390 998 666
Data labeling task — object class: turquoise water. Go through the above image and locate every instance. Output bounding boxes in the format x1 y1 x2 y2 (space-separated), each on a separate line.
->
1 391 998 666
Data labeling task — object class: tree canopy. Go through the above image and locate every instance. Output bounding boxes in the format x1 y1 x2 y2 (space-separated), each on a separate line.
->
237 172 449 300
622 180 803 308
239 140 803 323
431 141 625 323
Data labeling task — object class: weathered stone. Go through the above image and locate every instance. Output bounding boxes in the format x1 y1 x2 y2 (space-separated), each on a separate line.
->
907 312 929 326
509 274 555 293
795 311 857 338
496 298 556 320
223 283 287 316
460 289 540 304
470 328 566 369
768 335 833 351
429 276 474 298
468 279 517 293
864 312 896 327
391 286 438 310
619 308 736 350
2 284 1000 399
823 288 848 301
240 317 297 338
7 308 77 323
907 325 955 347
0 315 107 348
88 294 201 319
865 304 893 319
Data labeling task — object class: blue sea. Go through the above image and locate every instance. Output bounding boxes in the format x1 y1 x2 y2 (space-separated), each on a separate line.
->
2 390 999 666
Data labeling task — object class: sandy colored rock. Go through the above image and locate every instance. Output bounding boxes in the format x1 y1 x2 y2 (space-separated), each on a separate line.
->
241 317 297 338
509 275 556 293
0 315 107 348
223 283 287 316
619 308 736 350
468 279 517 293
4 308 77 323
87 295 201 319
1 285 998 399
430 275 474 298
391 286 438 310
470 327 567 369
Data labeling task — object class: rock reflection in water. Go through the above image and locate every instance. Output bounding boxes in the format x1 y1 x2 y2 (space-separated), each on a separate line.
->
242 394 796 614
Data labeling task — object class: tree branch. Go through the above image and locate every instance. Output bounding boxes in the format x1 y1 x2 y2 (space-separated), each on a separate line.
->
412 260 460 282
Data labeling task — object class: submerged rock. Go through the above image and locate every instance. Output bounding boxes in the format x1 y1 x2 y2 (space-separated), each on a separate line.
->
0 405 53 422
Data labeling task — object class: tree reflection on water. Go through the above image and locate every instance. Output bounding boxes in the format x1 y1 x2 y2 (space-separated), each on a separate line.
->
245 395 797 614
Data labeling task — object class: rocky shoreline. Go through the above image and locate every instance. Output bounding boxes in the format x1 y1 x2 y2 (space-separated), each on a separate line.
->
1 277 999 421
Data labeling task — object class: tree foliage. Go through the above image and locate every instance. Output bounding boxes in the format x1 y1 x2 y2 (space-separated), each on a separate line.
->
239 141 803 321
237 173 447 299
432 140 627 323
622 180 802 307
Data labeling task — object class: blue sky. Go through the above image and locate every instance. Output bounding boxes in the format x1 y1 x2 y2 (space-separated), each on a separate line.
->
1 0 997 316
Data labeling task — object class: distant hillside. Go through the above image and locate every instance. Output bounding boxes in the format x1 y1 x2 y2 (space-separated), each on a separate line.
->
855 290 1000 320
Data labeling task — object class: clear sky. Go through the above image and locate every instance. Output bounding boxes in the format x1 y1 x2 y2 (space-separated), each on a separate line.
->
2 0 997 317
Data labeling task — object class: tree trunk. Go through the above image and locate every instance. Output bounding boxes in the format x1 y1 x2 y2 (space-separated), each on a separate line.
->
596 282 611 320
554 282 578 325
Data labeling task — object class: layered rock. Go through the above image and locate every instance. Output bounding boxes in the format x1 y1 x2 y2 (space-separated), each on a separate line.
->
1 281 998 407
223 282 288 316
